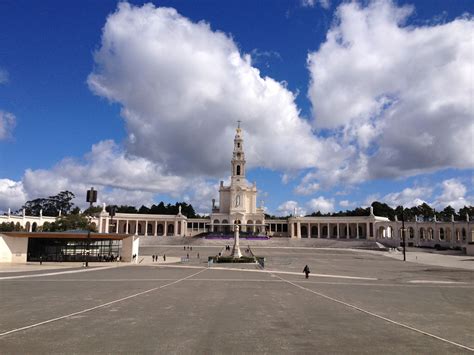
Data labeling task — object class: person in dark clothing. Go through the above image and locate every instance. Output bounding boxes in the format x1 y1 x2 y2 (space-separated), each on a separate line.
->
163 254 166 261
303 265 310 279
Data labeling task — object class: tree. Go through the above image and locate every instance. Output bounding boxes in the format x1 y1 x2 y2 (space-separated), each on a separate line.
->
84 206 102 216
21 191 76 216
458 206 474 221
42 214 96 232
371 201 395 220
0 222 15 232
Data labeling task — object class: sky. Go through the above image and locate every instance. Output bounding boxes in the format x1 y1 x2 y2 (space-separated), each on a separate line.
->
0 0 473 216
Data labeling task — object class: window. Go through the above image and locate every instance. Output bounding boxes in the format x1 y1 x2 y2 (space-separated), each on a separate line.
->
236 165 241 175
237 143 240 148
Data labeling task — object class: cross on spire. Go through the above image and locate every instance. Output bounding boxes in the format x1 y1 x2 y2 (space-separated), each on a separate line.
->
237 120 241 128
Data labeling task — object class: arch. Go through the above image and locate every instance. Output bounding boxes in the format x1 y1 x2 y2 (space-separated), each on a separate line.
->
446 228 451 242
428 227 434 240
213 219 220 232
32 222 37 232
343 226 348 238
236 165 241 176
25 222 31 232
123 223 127 233
358 225 363 237
455 228 460 241
439 228 445 241
419 227 425 240
167 224 174 236
147 223 153 235
222 220 229 234
301 225 308 238
138 223 142 235
462 228 466 241
157 224 164 236
378 226 385 238
311 226 318 237
322 226 328 238
387 226 393 239
408 227 414 239
332 226 338 238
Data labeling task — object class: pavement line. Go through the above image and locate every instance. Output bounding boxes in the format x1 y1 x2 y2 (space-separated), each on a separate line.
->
408 280 467 284
0 265 126 280
155 264 378 281
269 271 474 352
5 278 474 288
0 267 207 338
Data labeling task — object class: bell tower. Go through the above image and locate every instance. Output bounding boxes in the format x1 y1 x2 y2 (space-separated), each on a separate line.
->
231 121 246 186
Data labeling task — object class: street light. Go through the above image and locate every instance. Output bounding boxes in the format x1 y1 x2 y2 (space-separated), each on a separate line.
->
401 208 406 262
109 206 116 233
85 187 98 267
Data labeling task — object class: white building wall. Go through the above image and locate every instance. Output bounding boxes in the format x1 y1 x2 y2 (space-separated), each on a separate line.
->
0 234 28 263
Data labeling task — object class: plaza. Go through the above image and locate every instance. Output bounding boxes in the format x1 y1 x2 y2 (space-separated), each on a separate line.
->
1 126 473 263
0 246 473 353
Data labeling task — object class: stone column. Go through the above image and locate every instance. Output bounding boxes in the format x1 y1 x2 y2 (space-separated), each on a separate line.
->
356 223 360 239
154 221 158 237
327 223 330 238
308 223 311 238
135 220 139 235
144 221 148 237
164 221 168 236
174 220 178 237
346 223 349 238
125 220 129 234
336 224 340 239
232 225 242 258
296 222 301 239
317 223 320 238
366 222 370 239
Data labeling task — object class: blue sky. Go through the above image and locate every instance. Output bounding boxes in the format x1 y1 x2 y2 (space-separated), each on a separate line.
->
0 0 472 215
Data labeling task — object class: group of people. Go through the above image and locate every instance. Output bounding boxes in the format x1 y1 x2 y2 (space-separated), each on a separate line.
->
184 246 193 251
98 254 120 262
151 254 165 262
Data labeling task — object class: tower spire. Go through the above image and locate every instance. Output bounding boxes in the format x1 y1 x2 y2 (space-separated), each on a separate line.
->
231 122 246 182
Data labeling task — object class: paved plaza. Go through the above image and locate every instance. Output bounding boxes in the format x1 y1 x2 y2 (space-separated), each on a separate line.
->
1 247 473 354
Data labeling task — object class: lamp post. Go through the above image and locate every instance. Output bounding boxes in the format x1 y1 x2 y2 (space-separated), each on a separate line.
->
85 187 98 267
401 208 406 262
109 206 116 233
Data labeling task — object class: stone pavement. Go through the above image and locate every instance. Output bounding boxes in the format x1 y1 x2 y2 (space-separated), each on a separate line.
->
381 249 474 270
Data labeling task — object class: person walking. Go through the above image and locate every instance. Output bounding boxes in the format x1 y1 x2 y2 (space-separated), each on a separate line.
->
163 254 166 261
303 265 310 279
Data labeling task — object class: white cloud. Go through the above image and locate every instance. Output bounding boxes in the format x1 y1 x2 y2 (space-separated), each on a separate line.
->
339 200 355 208
0 68 8 84
277 200 305 216
0 139 223 214
88 2 330 178
0 179 27 212
0 111 16 140
301 0 330 9
306 196 334 214
307 0 474 183
434 178 471 210
294 182 320 195
381 186 432 208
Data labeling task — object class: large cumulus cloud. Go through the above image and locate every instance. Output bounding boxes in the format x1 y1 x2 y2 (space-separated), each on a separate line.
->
307 0 474 180
88 2 328 177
